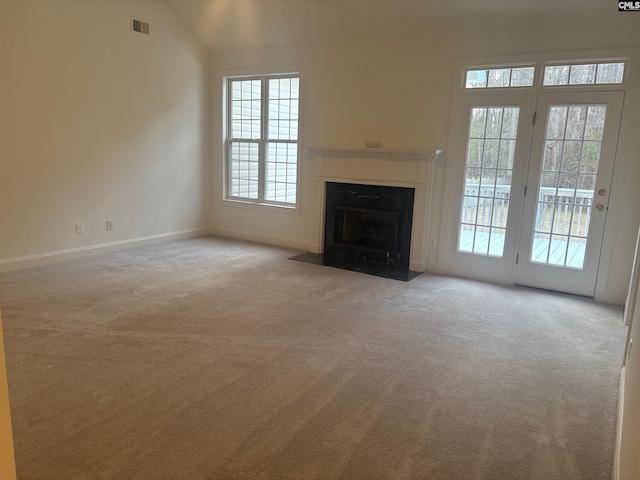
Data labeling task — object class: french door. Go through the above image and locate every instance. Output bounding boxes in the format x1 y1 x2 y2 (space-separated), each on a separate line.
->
445 91 533 283
515 91 624 295
448 90 624 296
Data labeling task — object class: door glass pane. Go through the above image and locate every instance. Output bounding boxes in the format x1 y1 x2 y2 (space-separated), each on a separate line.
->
530 104 606 269
459 106 520 257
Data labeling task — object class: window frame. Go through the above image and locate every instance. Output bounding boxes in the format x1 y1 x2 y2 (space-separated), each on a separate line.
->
225 72 301 209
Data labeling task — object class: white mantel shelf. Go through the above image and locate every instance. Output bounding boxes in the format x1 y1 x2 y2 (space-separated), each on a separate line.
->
304 147 442 162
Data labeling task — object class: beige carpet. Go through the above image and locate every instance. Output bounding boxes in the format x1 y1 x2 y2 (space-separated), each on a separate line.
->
0 236 627 479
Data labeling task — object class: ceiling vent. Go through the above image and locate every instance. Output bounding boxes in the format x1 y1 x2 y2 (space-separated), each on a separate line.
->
131 17 149 35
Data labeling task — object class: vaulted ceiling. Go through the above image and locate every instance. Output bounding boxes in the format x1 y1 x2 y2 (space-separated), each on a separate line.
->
163 0 617 52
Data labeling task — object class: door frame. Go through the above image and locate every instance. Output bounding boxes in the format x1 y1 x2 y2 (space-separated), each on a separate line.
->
439 49 640 302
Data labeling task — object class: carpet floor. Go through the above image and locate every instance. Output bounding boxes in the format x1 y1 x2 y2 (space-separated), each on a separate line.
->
0 236 627 479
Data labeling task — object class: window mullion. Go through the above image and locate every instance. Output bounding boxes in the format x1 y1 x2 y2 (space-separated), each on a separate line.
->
227 79 234 200
258 76 267 203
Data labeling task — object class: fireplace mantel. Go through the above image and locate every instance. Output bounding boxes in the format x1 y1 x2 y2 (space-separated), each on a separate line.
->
308 147 445 272
304 147 438 163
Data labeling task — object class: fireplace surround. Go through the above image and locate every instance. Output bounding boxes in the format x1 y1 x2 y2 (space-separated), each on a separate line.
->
305 147 442 279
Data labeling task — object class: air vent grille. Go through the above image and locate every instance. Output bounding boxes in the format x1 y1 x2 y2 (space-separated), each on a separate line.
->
131 17 149 35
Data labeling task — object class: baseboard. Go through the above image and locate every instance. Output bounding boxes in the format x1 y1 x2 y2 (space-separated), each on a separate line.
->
442 268 512 287
210 227 309 251
596 290 628 306
409 261 425 273
0 228 211 273
425 261 442 274
613 367 624 480
442 268 627 305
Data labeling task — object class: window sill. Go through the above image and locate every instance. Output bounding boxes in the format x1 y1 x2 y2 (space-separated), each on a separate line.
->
219 198 301 216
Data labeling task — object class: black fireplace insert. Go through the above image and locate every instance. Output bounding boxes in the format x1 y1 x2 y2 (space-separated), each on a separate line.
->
323 182 417 280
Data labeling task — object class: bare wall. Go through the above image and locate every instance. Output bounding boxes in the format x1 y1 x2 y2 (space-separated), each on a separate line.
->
619 251 640 478
0 0 211 267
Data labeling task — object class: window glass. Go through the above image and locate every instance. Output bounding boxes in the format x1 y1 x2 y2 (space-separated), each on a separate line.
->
543 62 625 86
465 67 535 89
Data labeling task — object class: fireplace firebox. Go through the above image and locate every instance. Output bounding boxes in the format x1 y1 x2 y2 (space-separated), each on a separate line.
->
323 182 416 280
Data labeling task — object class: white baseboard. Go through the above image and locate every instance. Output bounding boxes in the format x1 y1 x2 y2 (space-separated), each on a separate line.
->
0 228 211 273
443 267 627 305
210 227 309 251
442 268 513 287
613 367 624 480
596 291 628 306
425 261 443 274
409 261 425 273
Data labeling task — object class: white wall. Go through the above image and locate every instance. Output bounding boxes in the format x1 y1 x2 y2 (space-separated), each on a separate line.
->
618 247 640 479
0 0 211 269
211 19 640 303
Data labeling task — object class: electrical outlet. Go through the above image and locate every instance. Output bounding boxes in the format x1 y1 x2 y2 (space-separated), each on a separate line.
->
249 213 254 221
430 238 436 248
106 220 113 231
76 223 84 234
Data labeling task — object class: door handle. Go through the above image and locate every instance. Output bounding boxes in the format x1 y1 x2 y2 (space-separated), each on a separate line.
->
595 204 605 212
598 189 608 196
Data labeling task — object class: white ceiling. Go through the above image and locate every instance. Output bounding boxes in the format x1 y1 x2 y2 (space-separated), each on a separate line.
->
163 0 616 52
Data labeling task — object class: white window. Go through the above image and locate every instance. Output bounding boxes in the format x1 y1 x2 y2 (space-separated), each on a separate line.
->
226 74 300 205
543 62 625 86
465 67 535 89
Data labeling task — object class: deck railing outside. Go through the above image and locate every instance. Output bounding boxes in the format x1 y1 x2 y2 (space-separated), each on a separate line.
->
461 184 594 236
460 183 593 267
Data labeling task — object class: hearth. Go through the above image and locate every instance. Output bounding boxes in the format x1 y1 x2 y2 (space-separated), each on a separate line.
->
322 182 417 280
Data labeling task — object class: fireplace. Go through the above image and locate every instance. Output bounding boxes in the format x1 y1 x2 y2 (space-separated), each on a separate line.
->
323 182 416 280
